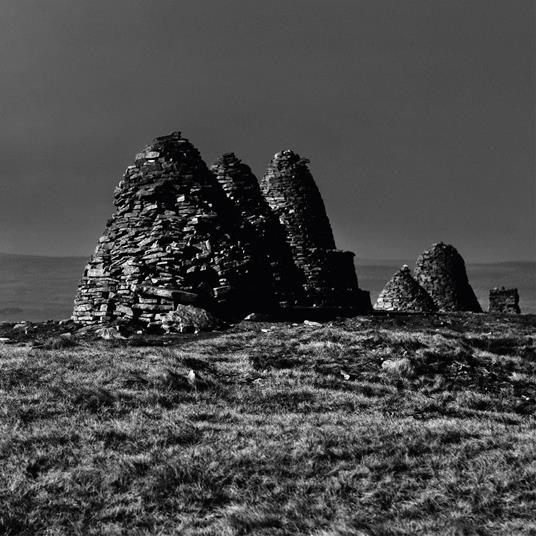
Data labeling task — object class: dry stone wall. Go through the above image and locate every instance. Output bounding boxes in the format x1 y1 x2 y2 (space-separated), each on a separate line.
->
489 287 520 314
73 132 261 327
375 265 437 312
413 242 481 312
259 150 370 310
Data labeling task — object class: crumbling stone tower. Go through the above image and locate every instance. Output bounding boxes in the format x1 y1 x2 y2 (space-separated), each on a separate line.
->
413 242 481 312
259 150 370 309
489 287 520 314
210 153 302 308
73 132 260 326
375 265 437 312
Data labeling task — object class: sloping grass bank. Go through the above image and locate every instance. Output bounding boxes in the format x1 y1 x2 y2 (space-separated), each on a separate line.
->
1 314 535 535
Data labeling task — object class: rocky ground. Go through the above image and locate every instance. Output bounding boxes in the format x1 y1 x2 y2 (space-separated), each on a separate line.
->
0 313 535 535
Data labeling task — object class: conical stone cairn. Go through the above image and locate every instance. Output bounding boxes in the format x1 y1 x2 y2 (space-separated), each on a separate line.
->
73 132 260 327
413 242 482 312
259 150 371 310
210 152 302 308
375 265 437 312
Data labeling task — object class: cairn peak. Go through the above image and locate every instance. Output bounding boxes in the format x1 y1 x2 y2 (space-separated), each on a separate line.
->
375 265 436 312
211 153 262 204
414 243 481 312
271 150 310 169
134 131 189 161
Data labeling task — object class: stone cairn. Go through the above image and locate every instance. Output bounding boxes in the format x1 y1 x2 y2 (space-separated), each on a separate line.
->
375 265 437 313
489 287 520 314
413 242 482 312
259 150 371 310
210 152 302 308
73 132 262 328
73 134 371 329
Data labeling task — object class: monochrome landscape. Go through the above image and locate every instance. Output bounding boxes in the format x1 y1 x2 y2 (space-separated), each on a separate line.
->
0 1 534 535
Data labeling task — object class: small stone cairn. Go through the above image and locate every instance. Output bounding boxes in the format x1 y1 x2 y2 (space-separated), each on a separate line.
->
413 242 482 312
375 265 436 312
489 287 520 314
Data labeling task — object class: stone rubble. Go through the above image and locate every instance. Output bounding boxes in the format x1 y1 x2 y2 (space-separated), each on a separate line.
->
375 265 437 312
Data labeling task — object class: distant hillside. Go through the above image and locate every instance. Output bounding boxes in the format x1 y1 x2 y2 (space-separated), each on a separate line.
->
0 253 88 321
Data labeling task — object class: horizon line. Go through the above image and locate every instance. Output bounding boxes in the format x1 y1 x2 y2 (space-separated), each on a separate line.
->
0 251 534 265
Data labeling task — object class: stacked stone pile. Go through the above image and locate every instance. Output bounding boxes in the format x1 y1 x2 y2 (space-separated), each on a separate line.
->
375 265 437 312
210 153 302 307
73 132 261 327
259 150 371 310
73 133 372 328
489 287 520 314
414 242 481 312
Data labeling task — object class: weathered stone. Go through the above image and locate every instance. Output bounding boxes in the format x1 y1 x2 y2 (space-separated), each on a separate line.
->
135 285 200 304
159 305 220 333
96 327 126 340
489 287 520 314
413 242 481 312
375 265 436 312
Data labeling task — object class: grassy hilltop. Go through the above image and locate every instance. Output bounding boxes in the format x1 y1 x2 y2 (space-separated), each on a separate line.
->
1 314 535 535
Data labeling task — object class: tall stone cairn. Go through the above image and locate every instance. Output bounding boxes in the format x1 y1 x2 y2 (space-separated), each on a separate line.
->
413 242 482 312
375 265 437 312
210 152 302 308
259 150 370 309
73 132 260 327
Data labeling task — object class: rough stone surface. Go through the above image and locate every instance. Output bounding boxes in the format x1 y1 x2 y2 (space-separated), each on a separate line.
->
210 152 302 308
158 305 220 333
489 287 520 314
73 134 372 328
73 132 260 327
375 265 437 312
259 150 370 310
413 242 481 313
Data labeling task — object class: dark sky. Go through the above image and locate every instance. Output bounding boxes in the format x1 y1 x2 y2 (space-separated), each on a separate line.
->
1 0 533 262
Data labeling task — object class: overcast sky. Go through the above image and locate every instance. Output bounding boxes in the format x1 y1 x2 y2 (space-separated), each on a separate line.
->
0 0 533 262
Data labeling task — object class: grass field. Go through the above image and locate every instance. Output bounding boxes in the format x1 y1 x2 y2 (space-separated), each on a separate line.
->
1 314 535 535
